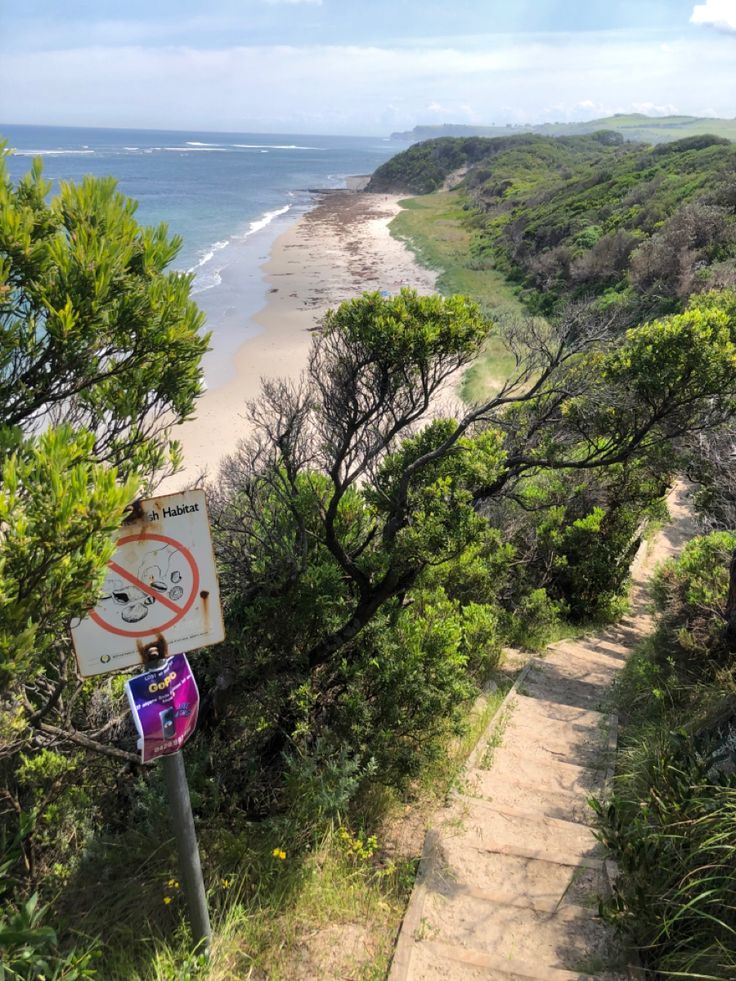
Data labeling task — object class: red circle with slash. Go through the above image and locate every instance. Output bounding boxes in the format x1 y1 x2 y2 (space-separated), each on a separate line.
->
89 533 200 638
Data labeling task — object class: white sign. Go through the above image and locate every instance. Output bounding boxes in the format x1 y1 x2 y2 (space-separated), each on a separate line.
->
71 490 224 677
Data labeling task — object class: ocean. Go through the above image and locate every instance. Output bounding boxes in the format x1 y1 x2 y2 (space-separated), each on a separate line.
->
1 123 397 385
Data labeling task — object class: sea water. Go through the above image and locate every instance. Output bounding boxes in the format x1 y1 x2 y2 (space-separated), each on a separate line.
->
1 123 397 385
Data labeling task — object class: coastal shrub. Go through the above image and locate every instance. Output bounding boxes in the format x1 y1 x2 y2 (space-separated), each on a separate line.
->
208 286 736 814
492 464 669 625
650 531 736 674
378 131 736 318
329 590 476 785
597 530 736 978
459 602 503 677
0 149 207 954
503 588 563 650
419 529 514 608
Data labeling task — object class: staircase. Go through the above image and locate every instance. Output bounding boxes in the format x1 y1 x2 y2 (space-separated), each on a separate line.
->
388 483 696 980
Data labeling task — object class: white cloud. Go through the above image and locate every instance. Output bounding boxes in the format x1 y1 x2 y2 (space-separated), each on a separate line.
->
0 32 733 134
691 0 736 32
632 101 679 115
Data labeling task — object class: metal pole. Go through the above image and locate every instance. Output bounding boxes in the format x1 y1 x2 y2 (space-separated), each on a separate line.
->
161 749 211 954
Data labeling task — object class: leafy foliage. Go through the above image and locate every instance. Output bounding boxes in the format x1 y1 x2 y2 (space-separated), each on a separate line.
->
371 132 736 321
0 147 208 475
204 287 736 820
0 149 207 963
598 530 736 978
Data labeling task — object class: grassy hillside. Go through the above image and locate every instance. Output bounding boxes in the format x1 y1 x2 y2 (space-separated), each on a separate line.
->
369 130 630 194
390 191 526 401
391 112 736 145
374 132 736 323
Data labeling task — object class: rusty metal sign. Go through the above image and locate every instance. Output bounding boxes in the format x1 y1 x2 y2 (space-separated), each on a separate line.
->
71 490 224 677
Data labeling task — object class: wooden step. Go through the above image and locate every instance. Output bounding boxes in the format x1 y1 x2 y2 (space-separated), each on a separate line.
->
462 770 598 825
405 938 612 980
522 672 611 713
548 641 627 670
414 892 621 977
422 834 606 913
437 796 604 869
513 692 608 727
500 707 611 767
483 745 606 797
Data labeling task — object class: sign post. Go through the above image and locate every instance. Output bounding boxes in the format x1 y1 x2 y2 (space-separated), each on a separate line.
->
161 749 211 950
71 490 224 956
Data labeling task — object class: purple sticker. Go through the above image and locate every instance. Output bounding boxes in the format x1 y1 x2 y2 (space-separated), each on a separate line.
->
125 654 199 763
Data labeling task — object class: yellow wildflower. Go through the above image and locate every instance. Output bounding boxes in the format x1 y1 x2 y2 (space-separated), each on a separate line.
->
163 896 172 905
221 878 232 888
272 848 286 860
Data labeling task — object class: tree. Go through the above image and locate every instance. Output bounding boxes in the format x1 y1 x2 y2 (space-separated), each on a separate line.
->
209 288 736 795
0 148 208 877
0 148 208 478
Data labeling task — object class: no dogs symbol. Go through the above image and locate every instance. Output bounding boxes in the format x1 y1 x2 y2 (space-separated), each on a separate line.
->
90 533 200 639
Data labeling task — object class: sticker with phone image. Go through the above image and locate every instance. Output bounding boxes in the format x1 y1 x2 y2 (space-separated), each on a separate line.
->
125 654 200 762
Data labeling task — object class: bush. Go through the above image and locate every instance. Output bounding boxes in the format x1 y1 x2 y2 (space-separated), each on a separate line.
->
503 588 564 650
0 839 99 981
650 531 736 674
597 532 736 977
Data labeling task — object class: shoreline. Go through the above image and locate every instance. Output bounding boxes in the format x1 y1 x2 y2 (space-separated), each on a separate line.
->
168 190 438 487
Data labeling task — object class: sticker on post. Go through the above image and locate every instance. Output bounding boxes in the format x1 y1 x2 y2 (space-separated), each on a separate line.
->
125 653 200 763
71 490 224 677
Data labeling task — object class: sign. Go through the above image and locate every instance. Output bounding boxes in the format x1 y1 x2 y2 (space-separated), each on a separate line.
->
71 490 224 677
125 654 199 763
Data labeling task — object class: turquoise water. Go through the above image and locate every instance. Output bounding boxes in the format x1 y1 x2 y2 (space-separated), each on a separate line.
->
1 124 396 384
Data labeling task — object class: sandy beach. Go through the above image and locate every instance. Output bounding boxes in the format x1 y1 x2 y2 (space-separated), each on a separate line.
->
170 191 439 486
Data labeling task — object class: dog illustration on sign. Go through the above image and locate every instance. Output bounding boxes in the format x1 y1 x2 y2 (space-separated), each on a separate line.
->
99 544 187 624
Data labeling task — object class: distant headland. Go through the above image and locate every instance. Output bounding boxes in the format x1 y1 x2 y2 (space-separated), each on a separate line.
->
391 112 736 144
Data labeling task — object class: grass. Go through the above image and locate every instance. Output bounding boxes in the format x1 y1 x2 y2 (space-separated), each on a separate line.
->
479 701 514 770
70 822 411 981
54 664 522 980
389 191 528 404
596 612 736 977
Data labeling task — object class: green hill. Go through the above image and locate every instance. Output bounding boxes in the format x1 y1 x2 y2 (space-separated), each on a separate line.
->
390 113 736 145
370 131 736 322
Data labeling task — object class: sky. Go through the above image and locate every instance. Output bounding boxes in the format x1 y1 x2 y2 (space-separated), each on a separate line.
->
0 0 734 135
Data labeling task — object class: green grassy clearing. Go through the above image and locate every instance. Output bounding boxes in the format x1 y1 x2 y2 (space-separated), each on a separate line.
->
389 191 527 404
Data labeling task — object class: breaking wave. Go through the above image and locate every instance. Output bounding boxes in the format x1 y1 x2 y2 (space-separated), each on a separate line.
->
187 204 291 294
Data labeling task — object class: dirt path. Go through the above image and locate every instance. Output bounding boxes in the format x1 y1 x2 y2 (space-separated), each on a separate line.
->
388 483 697 980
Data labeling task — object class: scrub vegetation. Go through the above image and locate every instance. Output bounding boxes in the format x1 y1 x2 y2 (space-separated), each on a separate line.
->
596 526 736 979
2 126 736 979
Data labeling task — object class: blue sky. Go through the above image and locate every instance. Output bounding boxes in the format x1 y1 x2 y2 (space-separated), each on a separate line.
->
1 0 734 134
